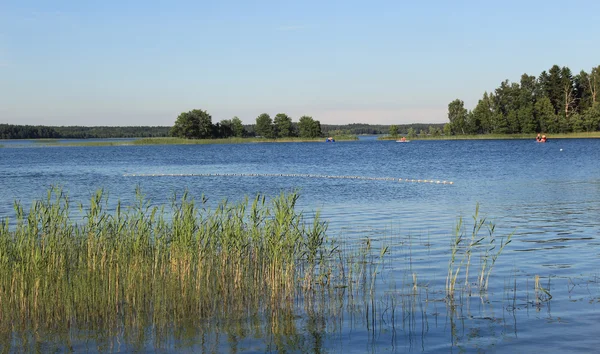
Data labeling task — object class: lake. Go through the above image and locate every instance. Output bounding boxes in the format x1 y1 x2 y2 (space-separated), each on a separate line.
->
1 137 600 352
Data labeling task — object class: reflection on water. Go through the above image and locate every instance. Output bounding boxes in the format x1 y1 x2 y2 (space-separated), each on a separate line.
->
1 139 600 351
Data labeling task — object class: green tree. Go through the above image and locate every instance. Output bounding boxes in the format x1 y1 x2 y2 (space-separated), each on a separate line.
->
518 74 538 134
274 113 293 138
443 123 452 136
535 96 557 133
560 66 576 119
575 71 592 113
389 124 399 136
464 111 478 134
255 113 274 138
231 116 245 137
171 109 214 139
569 112 584 132
518 105 536 133
171 110 203 138
493 80 521 134
217 119 233 138
583 103 600 132
589 66 600 105
198 110 214 138
447 99 468 134
539 65 563 115
575 66 599 114
428 125 441 136
313 120 322 138
298 116 322 138
407 127 417 139
471 92 496 134
507 110 519 134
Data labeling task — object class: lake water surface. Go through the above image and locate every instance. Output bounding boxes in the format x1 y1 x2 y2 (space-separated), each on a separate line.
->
1 137 600 352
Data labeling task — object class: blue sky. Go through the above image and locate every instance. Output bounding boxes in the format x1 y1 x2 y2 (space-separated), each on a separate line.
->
1 0 599 126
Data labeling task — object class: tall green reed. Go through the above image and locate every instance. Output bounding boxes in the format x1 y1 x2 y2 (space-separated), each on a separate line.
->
0 187 335 336
446 204 512 299
0 188 518 352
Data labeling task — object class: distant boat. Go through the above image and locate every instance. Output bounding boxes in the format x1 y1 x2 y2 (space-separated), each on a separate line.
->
396 139 410 143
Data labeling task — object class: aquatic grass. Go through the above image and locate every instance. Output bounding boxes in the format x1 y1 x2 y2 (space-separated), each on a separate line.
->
446 205 512 299
28 136 358 147
62 141 134 146
133 136 357 145
0 189 521 352
534 275 552 306
0 187 338 337
478 224 513 291
32 139 61 144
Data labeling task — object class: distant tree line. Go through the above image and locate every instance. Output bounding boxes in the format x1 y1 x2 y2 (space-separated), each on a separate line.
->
387 124 444 139
0 124 170 139
320 123 444 136
55 126 170 138
0 124 61 139
446 64 600 135
3 117 447 141
1 121 446 140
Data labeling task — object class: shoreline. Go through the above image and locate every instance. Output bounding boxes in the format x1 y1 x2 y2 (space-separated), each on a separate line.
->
0 136 359 147
378 132 600 141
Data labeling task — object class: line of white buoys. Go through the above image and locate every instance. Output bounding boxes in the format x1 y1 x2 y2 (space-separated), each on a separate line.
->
123 173 454 184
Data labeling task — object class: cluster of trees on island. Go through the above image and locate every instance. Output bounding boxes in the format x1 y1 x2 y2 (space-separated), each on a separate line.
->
170 109 324 139
445 64 600 135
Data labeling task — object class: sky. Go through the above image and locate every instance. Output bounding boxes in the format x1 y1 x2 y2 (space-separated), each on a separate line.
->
1 0 599 126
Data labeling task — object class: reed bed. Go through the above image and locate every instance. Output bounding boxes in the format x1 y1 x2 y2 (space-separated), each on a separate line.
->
132 136 358 145
0 189 516 351
24 136 359 147
0 188 333 341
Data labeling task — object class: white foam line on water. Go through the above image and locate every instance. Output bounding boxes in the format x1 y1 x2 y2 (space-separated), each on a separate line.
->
123 173 454 185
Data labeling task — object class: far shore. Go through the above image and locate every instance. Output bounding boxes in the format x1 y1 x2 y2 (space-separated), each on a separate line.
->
3 132 600 148
0 135 358 147
379 132 600 141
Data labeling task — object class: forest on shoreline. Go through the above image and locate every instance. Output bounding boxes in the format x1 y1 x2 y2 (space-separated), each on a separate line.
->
446 64 600 135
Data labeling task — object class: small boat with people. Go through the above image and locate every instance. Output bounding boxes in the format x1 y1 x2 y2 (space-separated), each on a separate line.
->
536 133 547 143
396 136 410 143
